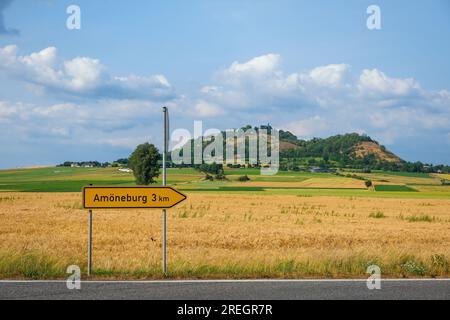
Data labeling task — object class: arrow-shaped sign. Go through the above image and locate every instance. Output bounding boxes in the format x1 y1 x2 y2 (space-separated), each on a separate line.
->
83 186 187 209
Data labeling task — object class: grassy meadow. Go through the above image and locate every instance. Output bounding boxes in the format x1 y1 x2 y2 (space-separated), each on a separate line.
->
0 166 449 279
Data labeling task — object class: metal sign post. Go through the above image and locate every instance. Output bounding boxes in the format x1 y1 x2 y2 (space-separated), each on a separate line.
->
162 106 168 275
88 209 92 276
83 187 186 277
87 182 93 277
82 107 179 277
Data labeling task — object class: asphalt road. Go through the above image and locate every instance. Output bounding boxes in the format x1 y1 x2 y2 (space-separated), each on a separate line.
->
1 279 448 300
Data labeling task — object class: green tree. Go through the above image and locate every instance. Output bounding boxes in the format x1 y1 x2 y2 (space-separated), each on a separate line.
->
238 175 250 182
198 162 223 175
116 158 129 165
128 143 161 185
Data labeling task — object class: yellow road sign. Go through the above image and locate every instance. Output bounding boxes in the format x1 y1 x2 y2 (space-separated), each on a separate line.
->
83 186 187 209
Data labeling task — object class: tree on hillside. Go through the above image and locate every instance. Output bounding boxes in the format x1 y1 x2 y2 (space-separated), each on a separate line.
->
128 143 161 185
198 162 223 175
116 158 129 166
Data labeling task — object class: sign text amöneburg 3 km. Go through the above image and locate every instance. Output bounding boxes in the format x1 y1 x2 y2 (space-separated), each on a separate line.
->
83 186 187 209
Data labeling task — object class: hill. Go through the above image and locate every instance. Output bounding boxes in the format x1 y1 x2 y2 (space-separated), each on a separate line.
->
353 141 401 163
278 130 403 169
175 126 406 170
280 139 401 162
171 125 450 173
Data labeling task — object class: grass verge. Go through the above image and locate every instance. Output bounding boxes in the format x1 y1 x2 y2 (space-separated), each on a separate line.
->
0 251 448 280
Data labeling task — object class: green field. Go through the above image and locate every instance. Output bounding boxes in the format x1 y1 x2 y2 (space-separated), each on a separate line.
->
361 170 433 179
0 167 201 192
374 185 417 192
0 166 449 199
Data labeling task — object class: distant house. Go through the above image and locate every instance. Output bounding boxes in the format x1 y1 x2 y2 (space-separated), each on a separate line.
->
118 168 133 173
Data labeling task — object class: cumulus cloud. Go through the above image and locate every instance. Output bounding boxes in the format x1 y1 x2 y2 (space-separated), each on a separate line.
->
193 100 224 117
308 64 350 88
219 55 350 90
369 107 450 131
285 116 329 139
0 99 159 167
0 98 163 129
0 100 18 117
201 55 354 115
358 68 421 98
222 54 280 84
0 0 18 35
0 45 174 100
195 53 450 148
1 51 450 166
92 136 152 149
215 55 425 102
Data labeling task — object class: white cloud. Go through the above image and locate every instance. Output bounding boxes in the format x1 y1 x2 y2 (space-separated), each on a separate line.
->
192 53 450 149
437 89 450 100
430 89 450 110
0 98 163 135
358 68 421 97
199 85 250 109
0 98 168 164
369 107 450 130
50 127 69 137
220 56 349 91
203 57 353 113
224 54 280 80
0 45 174 100
1 51 450 166
308 64 349 88
63 57 104 91
32 103 80 117
92 136 152 149
0 100 20 118
285 116 329 139
193 100 224 117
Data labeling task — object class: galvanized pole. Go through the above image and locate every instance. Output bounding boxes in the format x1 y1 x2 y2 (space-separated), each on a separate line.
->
162 107 168 275
88 209 92 276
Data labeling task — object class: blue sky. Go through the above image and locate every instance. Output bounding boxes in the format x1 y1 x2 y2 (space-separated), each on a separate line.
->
0 0 449 168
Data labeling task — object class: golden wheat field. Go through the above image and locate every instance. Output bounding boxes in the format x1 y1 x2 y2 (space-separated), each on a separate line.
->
0 192 449 279
433 173 450 180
